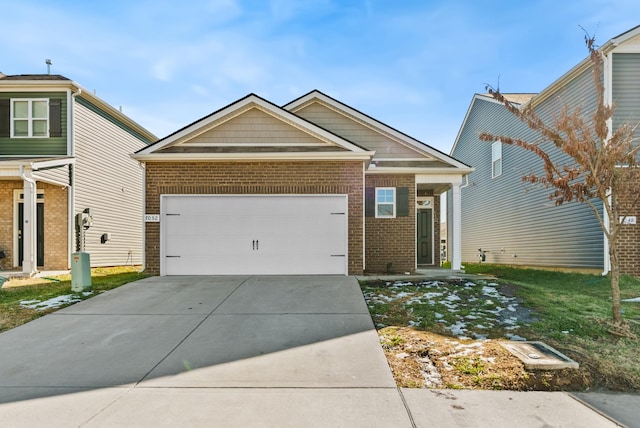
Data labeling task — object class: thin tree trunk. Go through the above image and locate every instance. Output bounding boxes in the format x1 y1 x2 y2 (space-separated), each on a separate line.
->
609 243 623 325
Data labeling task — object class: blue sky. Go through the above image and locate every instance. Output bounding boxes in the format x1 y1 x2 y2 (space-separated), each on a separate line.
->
1 0 638 153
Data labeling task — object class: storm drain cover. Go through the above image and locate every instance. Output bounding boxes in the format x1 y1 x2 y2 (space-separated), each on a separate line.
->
501 341 579 370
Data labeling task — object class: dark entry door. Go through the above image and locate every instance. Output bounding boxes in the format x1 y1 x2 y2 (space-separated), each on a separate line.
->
18 202 45 267
417 209 433 265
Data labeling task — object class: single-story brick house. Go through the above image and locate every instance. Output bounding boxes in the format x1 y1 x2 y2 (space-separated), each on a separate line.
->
133 91 472 275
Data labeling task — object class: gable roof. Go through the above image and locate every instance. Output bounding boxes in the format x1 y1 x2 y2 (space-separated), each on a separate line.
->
527 25 640 109
0 74 156 143
134 93 374 162
284 90 472 171
450 93 536 155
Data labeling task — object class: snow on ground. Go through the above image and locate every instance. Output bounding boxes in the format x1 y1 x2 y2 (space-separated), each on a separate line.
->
20 292 93 311
363 279 536 341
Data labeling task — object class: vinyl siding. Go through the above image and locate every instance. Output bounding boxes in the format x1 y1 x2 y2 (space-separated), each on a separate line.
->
73 100 146 266
0 92 67 155
452 74 604 269
187 107 330 146
612 53 640 139
294 102 425 159
33 165 70 187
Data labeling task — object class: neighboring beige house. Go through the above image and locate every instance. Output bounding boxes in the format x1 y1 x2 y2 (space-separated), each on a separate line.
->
133 90 472 275
0 74 155 275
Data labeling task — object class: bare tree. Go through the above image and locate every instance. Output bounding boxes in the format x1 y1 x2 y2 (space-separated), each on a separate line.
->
479 35 639 328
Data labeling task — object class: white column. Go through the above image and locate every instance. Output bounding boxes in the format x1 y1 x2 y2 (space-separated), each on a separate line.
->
21 171 38 276
451 183 462 271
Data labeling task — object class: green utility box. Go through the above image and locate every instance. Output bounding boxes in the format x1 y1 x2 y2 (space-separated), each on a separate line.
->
71 252 91 292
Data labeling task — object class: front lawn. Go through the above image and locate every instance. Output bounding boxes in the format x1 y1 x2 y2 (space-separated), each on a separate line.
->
0 266 148 333
361 264 640 391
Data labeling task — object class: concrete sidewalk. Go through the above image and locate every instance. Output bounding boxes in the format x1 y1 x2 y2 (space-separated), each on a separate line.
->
0 275 622 427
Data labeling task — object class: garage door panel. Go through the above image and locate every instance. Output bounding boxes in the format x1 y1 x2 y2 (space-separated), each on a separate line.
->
162 195 348 275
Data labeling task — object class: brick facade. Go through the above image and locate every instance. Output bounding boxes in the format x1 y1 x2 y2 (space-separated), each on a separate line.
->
0 180 68 270
364 174 416 273
144 161 364 275
617 176 640 276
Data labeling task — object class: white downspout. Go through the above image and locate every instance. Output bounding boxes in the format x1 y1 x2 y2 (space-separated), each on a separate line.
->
602 52 613 276
137 161 146 274
69 87 81 265
19 165 38 277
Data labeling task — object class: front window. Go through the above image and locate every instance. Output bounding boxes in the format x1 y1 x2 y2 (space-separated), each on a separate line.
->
12 99 49 138
375 187 396 218
492 141 502 178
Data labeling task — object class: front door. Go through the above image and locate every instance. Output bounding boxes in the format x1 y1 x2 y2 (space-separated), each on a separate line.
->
417 209 433 265
18 200 45 267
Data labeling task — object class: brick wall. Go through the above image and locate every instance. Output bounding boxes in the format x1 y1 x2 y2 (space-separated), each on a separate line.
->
144 161 364 275
0 181 68 270
617 176 640 276
365 175 416 273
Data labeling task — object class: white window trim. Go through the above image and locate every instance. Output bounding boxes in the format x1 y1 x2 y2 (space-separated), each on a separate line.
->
10 98 49 138
492 140 502 178
375 187 396 218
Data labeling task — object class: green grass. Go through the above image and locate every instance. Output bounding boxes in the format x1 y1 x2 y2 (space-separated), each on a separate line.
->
0 266 149 332
362 265 640 391
463 264 640 390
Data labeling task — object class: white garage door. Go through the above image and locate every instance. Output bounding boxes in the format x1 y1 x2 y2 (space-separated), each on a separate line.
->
161 195 348 275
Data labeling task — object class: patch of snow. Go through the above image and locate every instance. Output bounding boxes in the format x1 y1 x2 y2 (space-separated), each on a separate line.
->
393 282 414 287
20 292 92 311
419 356 443 387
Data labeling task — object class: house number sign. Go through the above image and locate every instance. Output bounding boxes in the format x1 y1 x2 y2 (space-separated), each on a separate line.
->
144 214 160 223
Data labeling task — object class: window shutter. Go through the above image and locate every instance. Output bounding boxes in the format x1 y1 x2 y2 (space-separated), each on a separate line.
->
365 187 375 217
49 98 62 137
0 99 9 137
397 187 409 217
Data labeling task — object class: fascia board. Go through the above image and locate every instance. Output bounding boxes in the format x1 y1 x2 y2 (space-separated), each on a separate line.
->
285 90 472 170
0 80 156 142
366 166 474 175
31 157 76 169
74 86 157 143
131 151 376 162
527 27 640 110
139 94 367 155
450 94 484 156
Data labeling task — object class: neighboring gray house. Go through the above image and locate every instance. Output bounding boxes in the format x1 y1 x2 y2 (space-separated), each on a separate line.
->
449 25 640 274
0 74 155 275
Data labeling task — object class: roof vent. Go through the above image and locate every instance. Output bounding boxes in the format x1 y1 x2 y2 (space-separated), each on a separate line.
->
45 59 52 75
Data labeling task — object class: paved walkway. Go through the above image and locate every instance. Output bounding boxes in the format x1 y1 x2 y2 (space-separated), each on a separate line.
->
0 276 623 427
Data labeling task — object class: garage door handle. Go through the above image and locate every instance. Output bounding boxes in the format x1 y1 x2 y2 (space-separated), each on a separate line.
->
252 240 259 250
330 212 345 215
330 254 345 257
166 255 181 258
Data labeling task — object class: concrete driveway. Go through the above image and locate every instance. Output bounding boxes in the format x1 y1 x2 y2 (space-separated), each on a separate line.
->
0 276 620 427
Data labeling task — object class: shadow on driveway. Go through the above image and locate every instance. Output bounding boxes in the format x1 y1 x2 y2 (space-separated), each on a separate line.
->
0 275 395 403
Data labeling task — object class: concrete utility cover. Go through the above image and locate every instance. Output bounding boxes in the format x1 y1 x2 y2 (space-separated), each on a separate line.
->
501 341 579 370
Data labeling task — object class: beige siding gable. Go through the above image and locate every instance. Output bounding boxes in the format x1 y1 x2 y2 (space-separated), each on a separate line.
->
182 107 334 148
294 101 432 160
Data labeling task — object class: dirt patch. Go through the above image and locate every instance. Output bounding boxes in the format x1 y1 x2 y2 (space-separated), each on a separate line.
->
362 278 595 391
380 326 591 391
